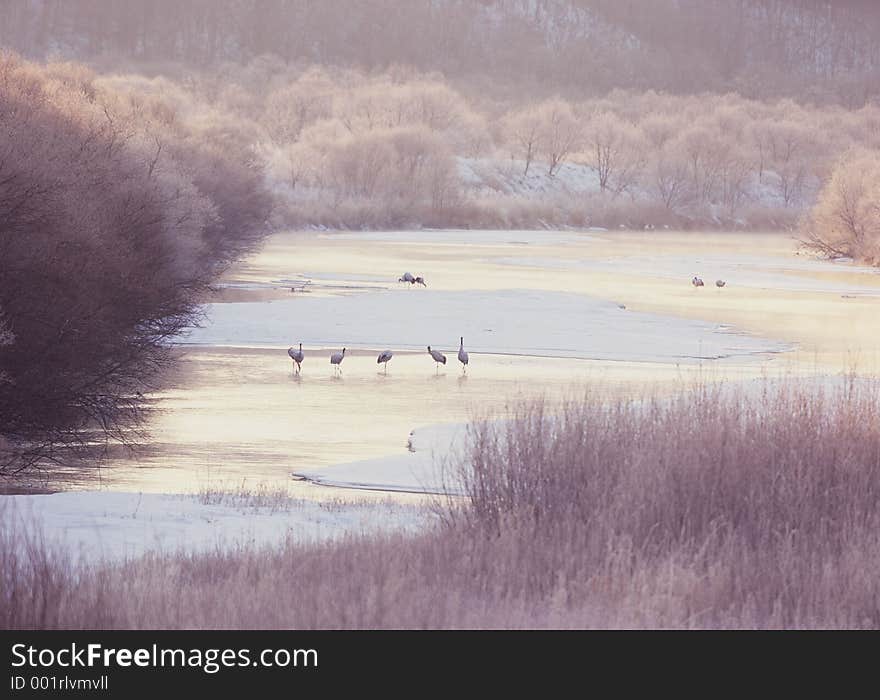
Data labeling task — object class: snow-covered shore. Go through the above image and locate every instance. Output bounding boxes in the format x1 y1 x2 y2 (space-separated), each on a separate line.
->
1 491 431 563
7 229 872 566
294 422 467 494
182 288 790 362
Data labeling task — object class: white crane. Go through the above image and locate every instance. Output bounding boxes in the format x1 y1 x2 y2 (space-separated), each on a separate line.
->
692 276 705 288
377 349 393 373
427 346 447 372
457 336 468 373
287 343 304 374
330 347 346 373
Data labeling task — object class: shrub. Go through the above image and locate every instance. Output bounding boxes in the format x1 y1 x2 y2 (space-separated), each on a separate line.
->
5 380 880 628
0 52 271 474
802 151 880 264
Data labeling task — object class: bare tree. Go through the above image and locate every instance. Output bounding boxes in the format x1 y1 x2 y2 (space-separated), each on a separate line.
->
649 146 692 212
537 99 580 177
802 151 880 264
582 111 643 195
0 52 271 476
503 106 544 178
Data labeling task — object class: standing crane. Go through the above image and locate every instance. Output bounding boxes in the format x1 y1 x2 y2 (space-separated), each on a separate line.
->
427 346 447 372
377 350 393 373
457 337 469 373
287 343 304 374
330 348 346 373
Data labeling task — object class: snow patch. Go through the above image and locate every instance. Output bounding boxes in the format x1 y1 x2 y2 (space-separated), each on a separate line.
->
181 289 790 363
1 491 430 563
295 422 468 494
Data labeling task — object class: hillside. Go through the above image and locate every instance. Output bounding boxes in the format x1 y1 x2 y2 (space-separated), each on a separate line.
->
1 0 878 105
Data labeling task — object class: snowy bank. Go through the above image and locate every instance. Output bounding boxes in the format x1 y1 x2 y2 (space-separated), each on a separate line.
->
182 289 790 363
1 491 431 563
491 251 880 296
294 374 875 495
294 422 468 495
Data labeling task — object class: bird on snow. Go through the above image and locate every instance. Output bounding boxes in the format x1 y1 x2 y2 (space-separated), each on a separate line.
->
716 279 726 288
457 336 469 373
399 272 415 284
692 276 705 287
288 343 304 373
427 346 447 371
413 276 427 287
330 348 346 373
377 349 393 373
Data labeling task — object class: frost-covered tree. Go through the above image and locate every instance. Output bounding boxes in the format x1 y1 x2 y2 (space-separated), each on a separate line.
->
0 52 271 475
581 111 644 195
536 99 580 177
803 151 880 264
503 106 545 177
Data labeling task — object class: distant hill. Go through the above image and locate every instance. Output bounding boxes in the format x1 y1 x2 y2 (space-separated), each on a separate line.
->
2 0 878 104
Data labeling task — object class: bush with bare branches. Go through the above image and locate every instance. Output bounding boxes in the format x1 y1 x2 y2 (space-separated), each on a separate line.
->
0 52 271 475
802 152 880 264
5 380 880 628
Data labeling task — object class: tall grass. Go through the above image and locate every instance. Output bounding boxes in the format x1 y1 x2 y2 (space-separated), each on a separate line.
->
4 379 880 629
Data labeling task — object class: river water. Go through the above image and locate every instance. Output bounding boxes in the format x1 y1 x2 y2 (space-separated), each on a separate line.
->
91 229 880 496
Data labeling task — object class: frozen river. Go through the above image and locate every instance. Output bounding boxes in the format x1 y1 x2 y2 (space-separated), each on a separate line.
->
32 229 880 495
11 228 880 560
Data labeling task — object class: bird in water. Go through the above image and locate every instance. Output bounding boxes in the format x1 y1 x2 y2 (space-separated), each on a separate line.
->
377 349 393 373
457 336 468 373
692 276 705 287
427 346 447 372
287 343 304 374
716 279 726 288
330 348 346 373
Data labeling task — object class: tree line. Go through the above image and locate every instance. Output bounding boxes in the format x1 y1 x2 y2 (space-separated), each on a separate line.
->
89 59 877 244
0 52 271 475
178 61 876 231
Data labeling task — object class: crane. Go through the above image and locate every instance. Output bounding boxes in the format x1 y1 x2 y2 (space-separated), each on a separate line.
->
377 349 393 373
457 337 468 373
287 343 304 374
427 346 447 372
330 348 346 373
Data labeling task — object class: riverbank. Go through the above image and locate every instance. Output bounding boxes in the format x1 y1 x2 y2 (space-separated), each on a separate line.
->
6 377 880 629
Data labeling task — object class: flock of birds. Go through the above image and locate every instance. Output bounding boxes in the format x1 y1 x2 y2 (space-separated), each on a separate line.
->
285 271 726 376
287 337 468 376
692 276 726 288
287 271 467 376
